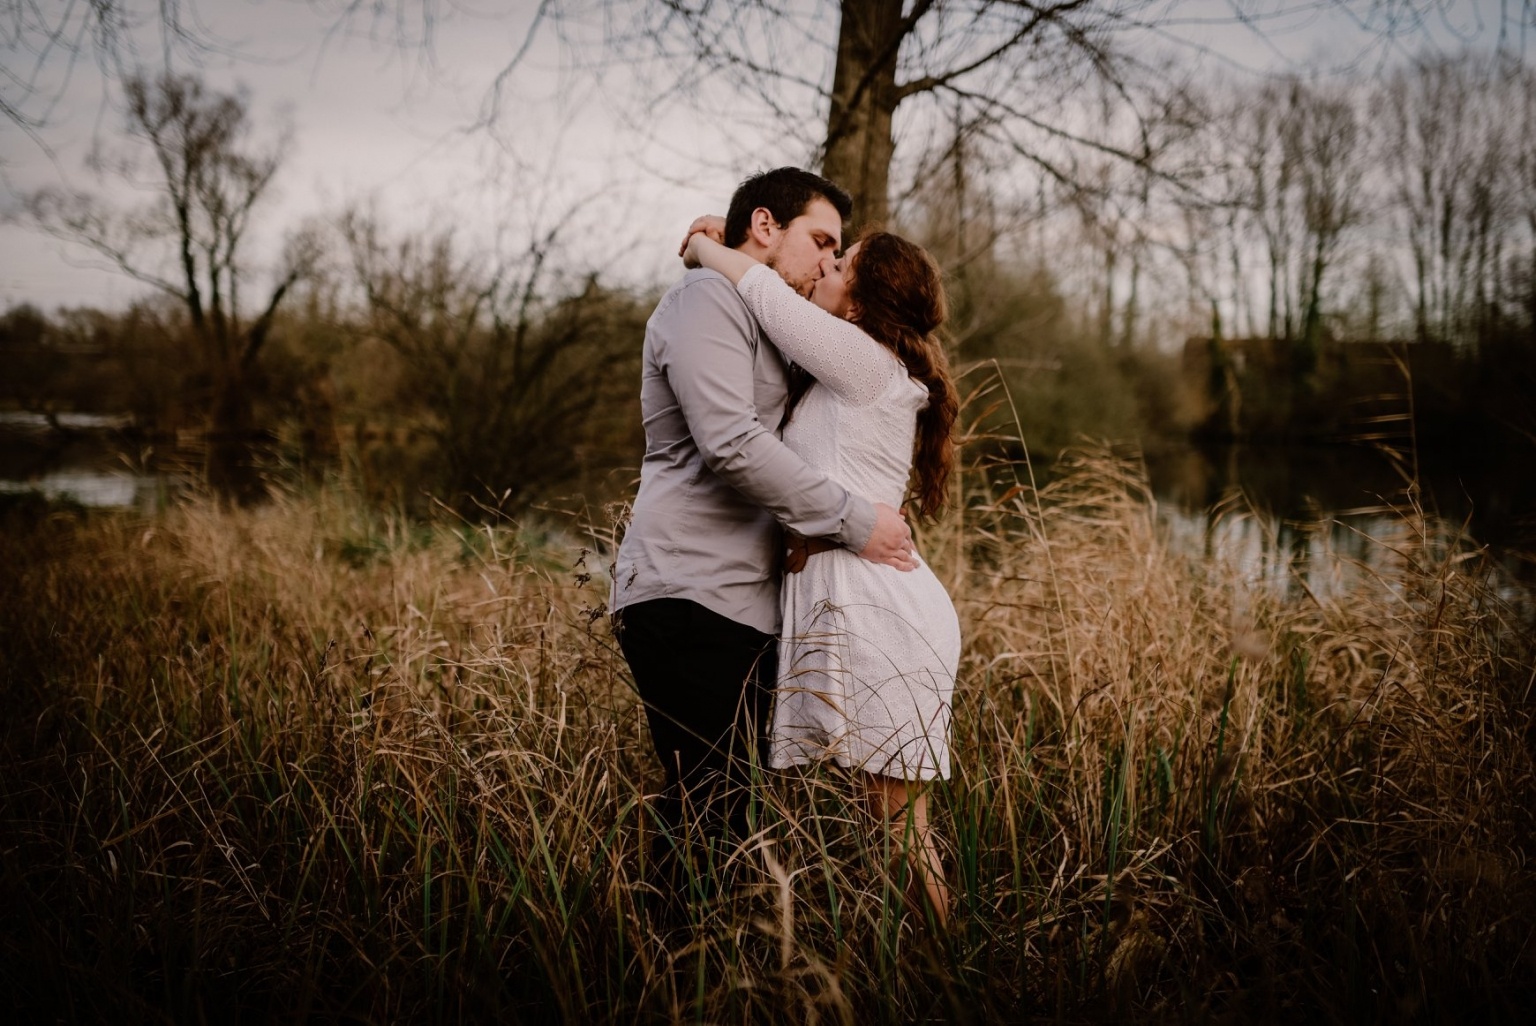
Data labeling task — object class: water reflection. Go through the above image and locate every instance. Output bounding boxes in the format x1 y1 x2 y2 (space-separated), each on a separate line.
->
0 413 174 511
0 467 165 510
0 422 1531 616
1147 441 1536 616
1162 502 1398 599
0 412 131 431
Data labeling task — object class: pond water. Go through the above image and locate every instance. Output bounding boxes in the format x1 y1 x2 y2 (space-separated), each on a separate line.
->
1143 440 1536 611
2 419 1531 613
0 413 180 512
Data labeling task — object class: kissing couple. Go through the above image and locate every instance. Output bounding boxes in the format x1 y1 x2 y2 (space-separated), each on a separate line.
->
610 166 961 927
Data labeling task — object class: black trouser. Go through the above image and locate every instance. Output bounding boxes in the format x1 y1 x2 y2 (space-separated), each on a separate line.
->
615 597 776 900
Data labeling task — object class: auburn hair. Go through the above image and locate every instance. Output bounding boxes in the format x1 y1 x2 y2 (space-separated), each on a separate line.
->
846 231 958 518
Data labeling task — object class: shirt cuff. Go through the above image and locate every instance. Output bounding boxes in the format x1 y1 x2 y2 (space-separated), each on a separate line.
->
834 494 877 554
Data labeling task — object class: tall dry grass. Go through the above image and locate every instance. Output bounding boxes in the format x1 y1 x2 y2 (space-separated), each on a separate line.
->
1 452 1532 1024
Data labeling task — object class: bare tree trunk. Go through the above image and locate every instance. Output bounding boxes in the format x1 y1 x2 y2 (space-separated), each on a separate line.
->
1299 242 1326 378
207 364 263 505
1122 250 1141 350
1099 244 1117 348
821 0 905 227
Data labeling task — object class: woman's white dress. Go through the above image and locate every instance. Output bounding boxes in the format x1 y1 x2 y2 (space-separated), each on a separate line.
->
737 264 961 781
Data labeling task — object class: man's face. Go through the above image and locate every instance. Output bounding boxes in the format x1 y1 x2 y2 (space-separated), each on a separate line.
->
763 197 843 297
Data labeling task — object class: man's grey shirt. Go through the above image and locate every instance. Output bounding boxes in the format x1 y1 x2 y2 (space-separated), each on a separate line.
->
611 267 877 634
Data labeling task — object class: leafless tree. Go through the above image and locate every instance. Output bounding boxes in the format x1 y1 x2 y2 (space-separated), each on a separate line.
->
417 1 1532 234
1232 81 1302 345
1197 76 1366 358
1377 52 1525 348
340 208 645 515
1286 80 1364 369
575 0 1192 229
26 72 316 499
0 0 219 133
1518 68 1536 331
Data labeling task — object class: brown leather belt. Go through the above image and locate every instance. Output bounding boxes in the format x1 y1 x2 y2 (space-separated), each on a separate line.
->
784 534 840 573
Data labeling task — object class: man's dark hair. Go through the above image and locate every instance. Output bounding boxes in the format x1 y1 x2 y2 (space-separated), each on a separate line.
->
724 167 853 249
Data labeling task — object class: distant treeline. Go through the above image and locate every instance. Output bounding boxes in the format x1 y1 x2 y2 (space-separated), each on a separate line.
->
0 238 653 516
4 258 1529 519
1181 333 1536 447
1159 51 1536 446
5 52 1534 511
917 48 1536 455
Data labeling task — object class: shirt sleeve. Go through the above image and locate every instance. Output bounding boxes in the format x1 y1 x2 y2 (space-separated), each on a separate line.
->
657 274 876 550
736 262 900 406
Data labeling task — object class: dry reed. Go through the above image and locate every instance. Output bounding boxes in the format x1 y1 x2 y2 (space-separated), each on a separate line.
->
1 450 1531 1024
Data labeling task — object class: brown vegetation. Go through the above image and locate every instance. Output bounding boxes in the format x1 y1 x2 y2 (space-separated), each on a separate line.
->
2 451 1531 1023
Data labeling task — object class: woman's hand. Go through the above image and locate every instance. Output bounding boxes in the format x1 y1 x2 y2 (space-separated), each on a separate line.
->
682 230 714 270
680 219 756 285
678 215 726 266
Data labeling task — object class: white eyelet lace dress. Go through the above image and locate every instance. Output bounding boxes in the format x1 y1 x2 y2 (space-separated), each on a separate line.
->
736 264 961 781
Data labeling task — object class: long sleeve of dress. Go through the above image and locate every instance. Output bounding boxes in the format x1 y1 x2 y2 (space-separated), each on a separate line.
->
656 273 877 551
736 263 900 406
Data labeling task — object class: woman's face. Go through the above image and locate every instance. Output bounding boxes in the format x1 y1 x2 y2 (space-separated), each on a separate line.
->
810 241 859 319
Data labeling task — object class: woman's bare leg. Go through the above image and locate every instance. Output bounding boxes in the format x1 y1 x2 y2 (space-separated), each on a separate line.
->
863 772 950 928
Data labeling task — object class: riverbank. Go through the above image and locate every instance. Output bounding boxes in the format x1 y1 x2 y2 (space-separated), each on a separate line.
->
2 453 1532 1023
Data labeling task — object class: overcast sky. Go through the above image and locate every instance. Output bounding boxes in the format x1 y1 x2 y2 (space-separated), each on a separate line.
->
0 0 1520 313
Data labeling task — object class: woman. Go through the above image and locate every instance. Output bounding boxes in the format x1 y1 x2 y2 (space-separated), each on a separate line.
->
683 223 962 925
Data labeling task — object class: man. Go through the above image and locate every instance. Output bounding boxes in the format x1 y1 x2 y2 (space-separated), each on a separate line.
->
611 167 914 899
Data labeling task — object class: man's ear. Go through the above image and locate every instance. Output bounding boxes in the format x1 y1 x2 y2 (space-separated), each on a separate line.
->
747 207 780 247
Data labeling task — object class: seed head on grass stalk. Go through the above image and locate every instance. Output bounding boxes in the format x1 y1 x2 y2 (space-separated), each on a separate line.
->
2 455 1533 1022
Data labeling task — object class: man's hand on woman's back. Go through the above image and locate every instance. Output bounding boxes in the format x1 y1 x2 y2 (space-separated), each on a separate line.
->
859 502 917 571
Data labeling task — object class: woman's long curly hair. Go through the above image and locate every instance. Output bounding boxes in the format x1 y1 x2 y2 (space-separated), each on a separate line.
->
846 231 958 518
